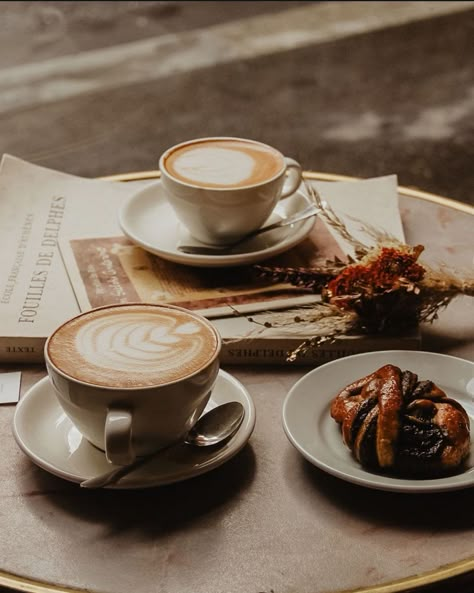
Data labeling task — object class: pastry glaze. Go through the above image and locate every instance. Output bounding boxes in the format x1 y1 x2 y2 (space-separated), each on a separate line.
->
330 364 471 476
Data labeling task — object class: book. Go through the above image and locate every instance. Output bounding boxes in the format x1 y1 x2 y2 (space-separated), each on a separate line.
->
0 155 134 362
216 332 421 365
0 155 420 365
58 233 421 365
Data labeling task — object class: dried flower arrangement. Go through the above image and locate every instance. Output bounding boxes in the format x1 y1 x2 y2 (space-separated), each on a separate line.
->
246 182 474 362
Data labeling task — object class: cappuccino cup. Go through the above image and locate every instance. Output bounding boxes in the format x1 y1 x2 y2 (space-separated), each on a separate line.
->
159 137 303 245
44 303 221 465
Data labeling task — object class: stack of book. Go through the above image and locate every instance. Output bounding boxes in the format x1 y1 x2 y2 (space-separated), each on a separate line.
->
0 155 420 365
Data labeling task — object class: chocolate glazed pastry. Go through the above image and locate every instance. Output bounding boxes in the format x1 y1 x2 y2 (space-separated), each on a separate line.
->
330 365 471 477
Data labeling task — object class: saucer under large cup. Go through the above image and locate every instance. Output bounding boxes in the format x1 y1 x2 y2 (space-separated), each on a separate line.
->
118 180 316 268
12 370 256 489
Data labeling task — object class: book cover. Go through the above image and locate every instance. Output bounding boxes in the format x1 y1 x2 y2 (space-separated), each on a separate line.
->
0 155 420 364
0 155 135 362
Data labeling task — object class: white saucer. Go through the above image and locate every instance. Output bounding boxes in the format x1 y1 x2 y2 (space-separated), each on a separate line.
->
283 351 474 493
13 370 256 489
118 180 316 267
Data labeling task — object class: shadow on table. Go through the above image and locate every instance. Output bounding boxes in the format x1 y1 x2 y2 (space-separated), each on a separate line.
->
420 325 474 355
297 453 473 531
21 443 256 537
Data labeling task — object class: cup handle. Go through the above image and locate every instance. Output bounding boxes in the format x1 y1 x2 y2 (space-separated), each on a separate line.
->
280 157 303 199
105 408 134 466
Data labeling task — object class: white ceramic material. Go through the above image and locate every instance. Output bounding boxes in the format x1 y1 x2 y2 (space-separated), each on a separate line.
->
158 137 303 245
119 180 316 267
44 303 221 466
282 351 474 493
12 370 256 489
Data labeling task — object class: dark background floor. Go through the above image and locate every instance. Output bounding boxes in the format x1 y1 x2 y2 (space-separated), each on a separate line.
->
1 1 473 205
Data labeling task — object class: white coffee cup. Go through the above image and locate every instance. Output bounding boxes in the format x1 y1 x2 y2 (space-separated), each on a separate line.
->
159 137 303 245
44 303 221 465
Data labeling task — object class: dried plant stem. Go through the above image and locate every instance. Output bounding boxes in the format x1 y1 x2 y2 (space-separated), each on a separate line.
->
303 180 370 258
224 185 474 361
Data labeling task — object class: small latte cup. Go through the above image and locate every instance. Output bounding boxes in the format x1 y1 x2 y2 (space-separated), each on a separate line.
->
44 303 221 466
159 136 303 245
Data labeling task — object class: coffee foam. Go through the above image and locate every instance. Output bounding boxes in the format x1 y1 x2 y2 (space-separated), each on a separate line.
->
164 139 283 188
47 305 219 388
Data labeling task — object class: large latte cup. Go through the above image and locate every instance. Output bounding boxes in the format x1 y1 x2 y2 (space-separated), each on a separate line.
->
159 137 303 245
44 303 221 466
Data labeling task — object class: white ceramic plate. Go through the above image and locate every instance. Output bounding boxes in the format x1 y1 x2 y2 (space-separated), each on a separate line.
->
118 180 316 267
283 351 474 493
13 370 256 489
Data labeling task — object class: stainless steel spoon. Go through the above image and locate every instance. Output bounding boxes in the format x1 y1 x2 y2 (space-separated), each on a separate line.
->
177 204 323 255
80 401 245 489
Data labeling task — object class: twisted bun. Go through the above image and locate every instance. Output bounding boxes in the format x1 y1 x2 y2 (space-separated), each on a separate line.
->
330 364 470 477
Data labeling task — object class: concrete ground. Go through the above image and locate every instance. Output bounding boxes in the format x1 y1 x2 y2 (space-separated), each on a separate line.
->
0 1 473 206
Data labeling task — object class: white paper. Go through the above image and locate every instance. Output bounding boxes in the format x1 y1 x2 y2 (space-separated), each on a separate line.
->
58 175 404 318
0 371 21 404
312 174 404 256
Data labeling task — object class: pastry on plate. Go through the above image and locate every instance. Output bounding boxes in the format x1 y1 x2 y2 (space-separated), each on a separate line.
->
330 364 471 477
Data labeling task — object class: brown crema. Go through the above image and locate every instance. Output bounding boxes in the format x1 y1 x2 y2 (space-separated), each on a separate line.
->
47 304 219 388
163 138 284 188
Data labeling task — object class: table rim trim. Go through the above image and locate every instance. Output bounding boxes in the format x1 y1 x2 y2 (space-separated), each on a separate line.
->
101 170 474 215
1 557 472 593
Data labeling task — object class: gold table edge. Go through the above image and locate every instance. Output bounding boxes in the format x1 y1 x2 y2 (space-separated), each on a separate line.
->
101 170 474 215
1 558 472 593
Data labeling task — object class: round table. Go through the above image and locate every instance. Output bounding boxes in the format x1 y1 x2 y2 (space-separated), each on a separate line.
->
1 172 472 593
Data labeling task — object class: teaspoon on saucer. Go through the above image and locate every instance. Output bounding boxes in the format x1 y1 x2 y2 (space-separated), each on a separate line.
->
177 204 323 255
80 401 245 489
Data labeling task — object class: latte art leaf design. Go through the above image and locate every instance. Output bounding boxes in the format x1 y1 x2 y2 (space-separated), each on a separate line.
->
77 313 206 373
